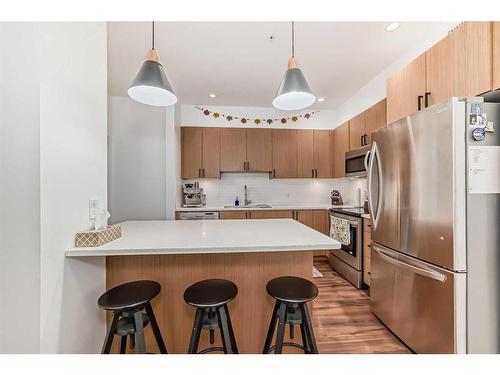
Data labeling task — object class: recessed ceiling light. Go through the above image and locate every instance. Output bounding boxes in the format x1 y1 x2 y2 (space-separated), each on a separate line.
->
385 22 401 32
317 97 325 102
209 93 216 98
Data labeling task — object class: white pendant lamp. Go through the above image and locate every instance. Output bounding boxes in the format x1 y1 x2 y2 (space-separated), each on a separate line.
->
273 21 315 111
128 22 177 107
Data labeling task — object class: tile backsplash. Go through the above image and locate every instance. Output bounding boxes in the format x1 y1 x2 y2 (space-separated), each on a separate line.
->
183 173 367 207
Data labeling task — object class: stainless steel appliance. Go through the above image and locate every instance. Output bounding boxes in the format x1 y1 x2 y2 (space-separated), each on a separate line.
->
182 182 206 208
328 207 365 289
178 211 219 220
367 97 500 354
345 144 371 177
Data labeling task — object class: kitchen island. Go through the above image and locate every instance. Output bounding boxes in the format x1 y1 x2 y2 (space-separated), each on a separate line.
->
66 219 340 353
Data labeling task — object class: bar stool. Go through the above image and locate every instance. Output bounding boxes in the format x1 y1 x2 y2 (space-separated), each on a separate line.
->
98 280 167 354
262 276 319 354
184 279 238 354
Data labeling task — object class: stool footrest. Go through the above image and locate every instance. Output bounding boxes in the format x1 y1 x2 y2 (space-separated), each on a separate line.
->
265 341 311 354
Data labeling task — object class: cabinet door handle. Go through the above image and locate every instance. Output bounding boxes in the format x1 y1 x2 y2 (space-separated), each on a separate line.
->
425 92 431 108
315 169 318 178
417 95 423 111
198 168 202 178
246 161 250 171
312 169 315 178
202 168 205 177
272 169 276 178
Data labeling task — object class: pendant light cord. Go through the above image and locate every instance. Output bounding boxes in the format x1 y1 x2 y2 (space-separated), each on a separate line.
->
152 21 155 50
291 21 295 58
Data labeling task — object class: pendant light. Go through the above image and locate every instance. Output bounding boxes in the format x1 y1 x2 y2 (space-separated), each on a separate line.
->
128 22 177 107
272 21 315 111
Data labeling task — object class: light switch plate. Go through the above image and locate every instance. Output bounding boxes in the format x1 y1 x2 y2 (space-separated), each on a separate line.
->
89 199 99 220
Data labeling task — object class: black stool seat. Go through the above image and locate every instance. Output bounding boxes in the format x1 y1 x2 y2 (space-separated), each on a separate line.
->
184 279 238 308
266 276 318 303
263 276 319 354
184 279 239 354
98 280 161 311
98 280 167 354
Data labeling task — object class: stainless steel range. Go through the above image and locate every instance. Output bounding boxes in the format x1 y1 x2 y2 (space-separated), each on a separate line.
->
328 207 366 289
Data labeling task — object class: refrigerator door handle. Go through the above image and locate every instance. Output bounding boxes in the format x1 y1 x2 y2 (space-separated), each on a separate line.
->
373 246 447 283
367 141 383 229
364 150 371 171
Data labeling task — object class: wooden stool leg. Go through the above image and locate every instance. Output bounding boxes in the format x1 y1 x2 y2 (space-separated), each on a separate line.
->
217 306 234 354
101 312 120 354
300 303 318 354
188 308 203 354
120 336 127 354
262 300 280 354
145 302 168 354
274 302 288 354
223 304 238 354
133 310 147 354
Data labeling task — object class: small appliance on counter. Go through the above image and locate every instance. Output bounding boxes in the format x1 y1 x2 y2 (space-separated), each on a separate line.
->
330 190 343 205
182 182 206 208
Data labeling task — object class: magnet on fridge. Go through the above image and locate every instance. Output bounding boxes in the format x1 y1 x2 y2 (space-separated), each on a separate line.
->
485 121 495 132
472 127 486 141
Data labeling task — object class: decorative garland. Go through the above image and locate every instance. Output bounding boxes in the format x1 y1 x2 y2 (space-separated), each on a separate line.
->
195 106 319 125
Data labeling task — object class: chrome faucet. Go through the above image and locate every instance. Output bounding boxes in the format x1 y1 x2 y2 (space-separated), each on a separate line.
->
244 185 251 206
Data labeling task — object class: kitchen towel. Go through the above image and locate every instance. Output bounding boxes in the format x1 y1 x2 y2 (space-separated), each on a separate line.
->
330 216 351 245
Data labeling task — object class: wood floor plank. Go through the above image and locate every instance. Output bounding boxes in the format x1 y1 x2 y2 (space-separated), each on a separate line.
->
312 259 411 354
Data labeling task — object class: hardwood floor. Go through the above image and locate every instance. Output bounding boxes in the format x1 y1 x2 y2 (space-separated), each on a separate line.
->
312 258 411 354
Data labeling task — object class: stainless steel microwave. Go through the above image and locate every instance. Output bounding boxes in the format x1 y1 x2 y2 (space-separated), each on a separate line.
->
345 145 371 177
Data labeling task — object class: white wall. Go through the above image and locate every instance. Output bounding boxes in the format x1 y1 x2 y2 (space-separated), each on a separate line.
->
181 105 337 129
38 23 108 354
0 23 41 354
108 97 173 223
0 22 108 354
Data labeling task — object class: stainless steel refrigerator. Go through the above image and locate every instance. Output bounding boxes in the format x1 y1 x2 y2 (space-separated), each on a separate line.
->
367 97 500 354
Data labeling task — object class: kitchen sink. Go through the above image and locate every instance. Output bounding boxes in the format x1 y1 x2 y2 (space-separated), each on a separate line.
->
223 204 272 208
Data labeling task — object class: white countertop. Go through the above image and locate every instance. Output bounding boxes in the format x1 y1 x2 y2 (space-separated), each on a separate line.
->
66 219 341 257
176 204 356 212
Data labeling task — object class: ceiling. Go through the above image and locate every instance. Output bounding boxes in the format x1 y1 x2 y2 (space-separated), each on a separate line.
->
108 22 455 109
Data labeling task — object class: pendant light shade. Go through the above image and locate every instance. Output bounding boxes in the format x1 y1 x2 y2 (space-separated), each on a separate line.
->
273 22 315 111
128 22 177 107
272 58 315 110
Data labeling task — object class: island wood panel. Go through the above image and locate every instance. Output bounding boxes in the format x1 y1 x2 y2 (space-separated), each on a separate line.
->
272 129 298 178
220 210 248 219
106 251 313 353
181 127 203 179
246 128 273 172
313 130 332 178
297 130 314 178
494 22 500 90
201 127 221 178
220 128 246 172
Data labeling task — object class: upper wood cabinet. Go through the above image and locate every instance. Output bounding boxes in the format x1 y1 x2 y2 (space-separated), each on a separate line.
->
246 129 273 172
182 127 220 179
347 99 387 149
220 128 273 172
220 128 247 172
313 130 332 178
272 129 298 178
494 22 500 90
386 53 426 125
388 22 493 123
349 113 365 150
365 99 386 144
331 122 349 178
297 130 314 178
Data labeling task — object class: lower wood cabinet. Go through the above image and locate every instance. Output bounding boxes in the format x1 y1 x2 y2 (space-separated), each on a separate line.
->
249 210 277 219
220 211 248 219
363 218 372 287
